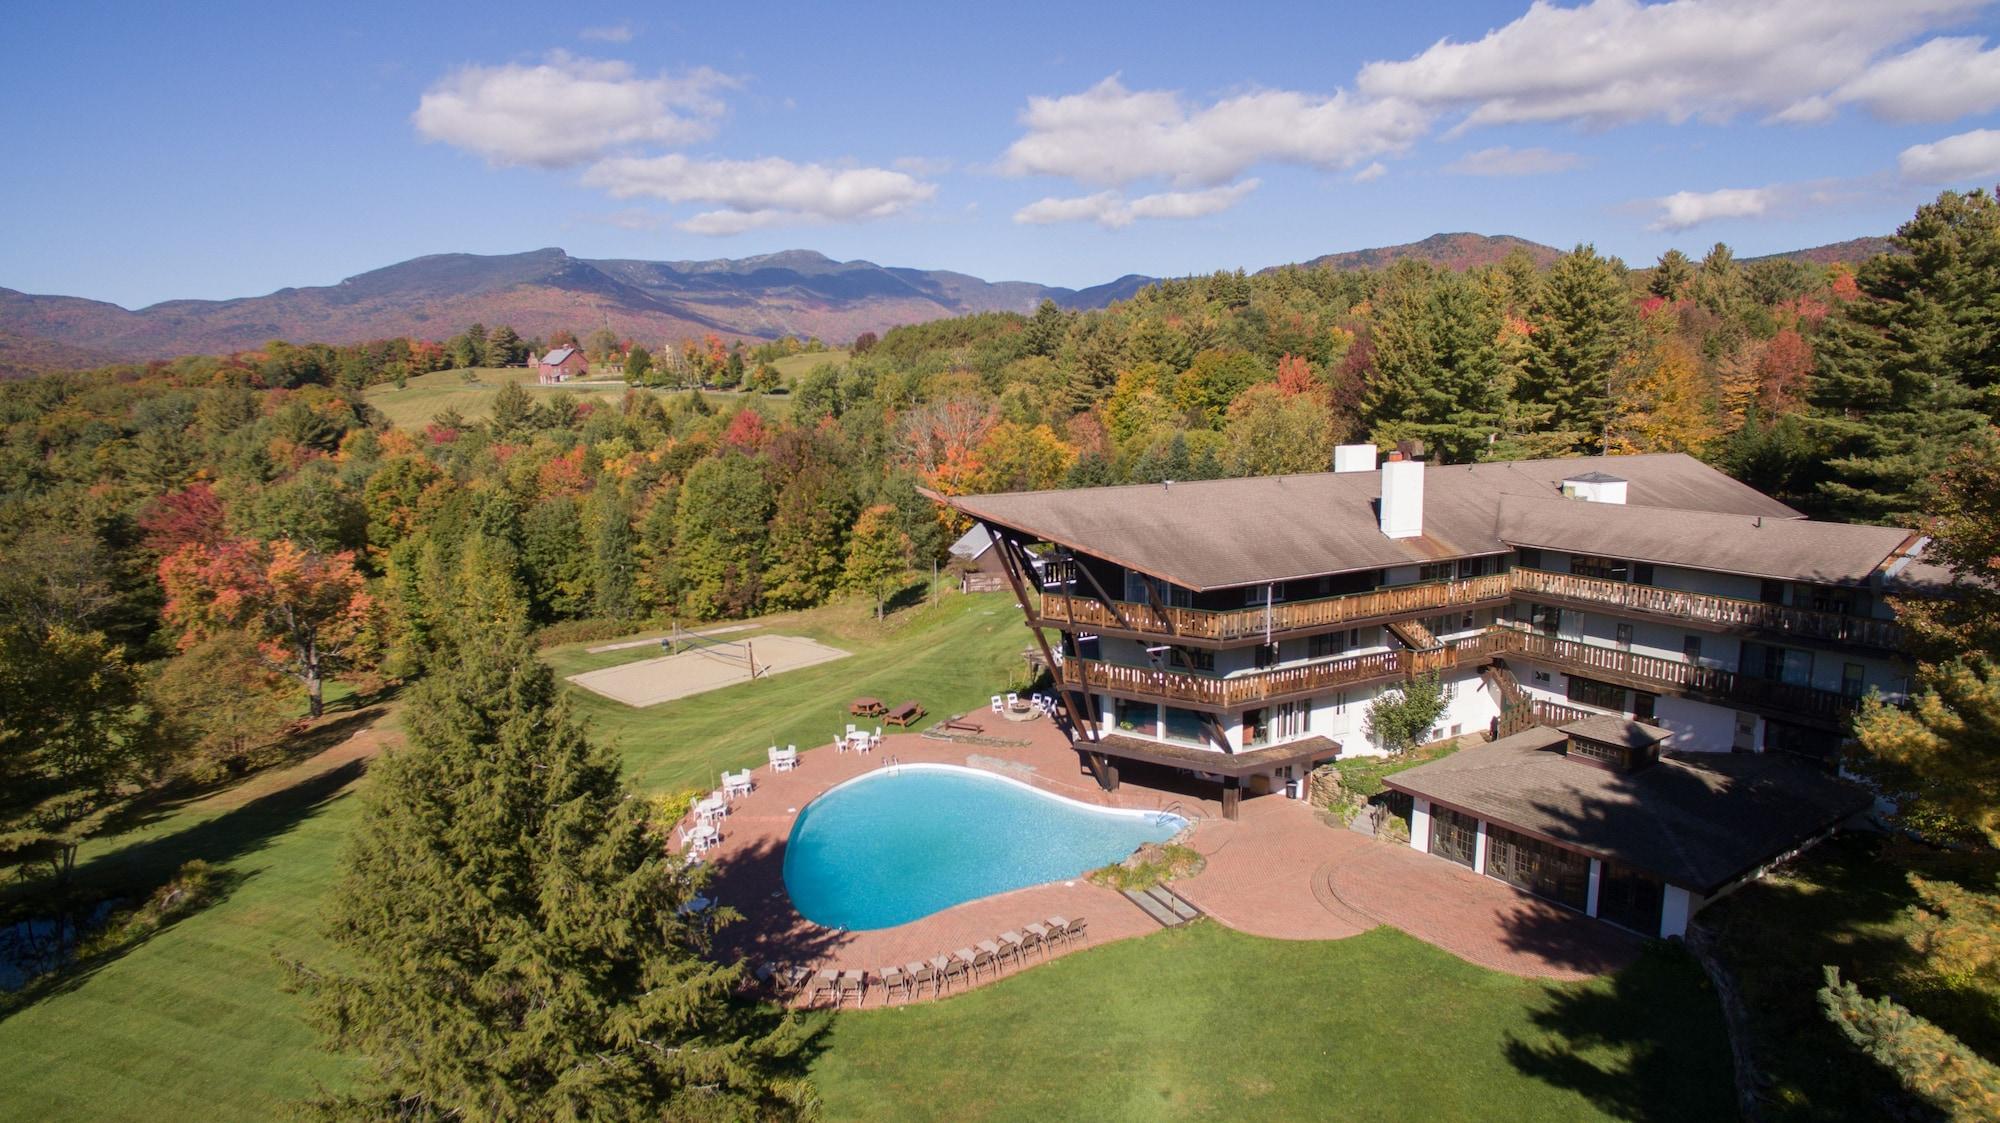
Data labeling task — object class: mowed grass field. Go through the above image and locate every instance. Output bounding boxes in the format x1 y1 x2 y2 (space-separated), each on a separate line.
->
0 589 1737 1121
363 363 809 431
767 348 848 381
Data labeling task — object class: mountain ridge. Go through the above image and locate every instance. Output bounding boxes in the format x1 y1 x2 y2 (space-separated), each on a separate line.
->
0 233 1896 375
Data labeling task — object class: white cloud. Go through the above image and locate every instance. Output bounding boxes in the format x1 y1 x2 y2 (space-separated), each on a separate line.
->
413 52 732 168
1445 145 1583 176
1358 0 1986 131
582 154 937 233
1832 37 2000 122
1351 161 1388 183
578 23 633 43
1000 76 1427 188
1899 128 2000 183
1013 180 1259 229
1648 186 1777 231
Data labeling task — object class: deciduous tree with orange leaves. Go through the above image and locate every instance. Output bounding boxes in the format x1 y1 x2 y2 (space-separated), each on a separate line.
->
158 539 377 718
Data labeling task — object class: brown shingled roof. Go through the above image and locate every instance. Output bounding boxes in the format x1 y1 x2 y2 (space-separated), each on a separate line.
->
944 453 1812 591
1384 728 1872 894
1495 493 1918 585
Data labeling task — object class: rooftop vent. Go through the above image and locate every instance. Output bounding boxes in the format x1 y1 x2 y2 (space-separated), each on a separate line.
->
1557 716 1670 773
1379 455 1424 540
1334 443 1377 473
1560 471 1628 505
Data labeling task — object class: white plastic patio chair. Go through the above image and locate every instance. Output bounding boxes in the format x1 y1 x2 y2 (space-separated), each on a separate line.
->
1006 692 1019 707
990 694 1003 713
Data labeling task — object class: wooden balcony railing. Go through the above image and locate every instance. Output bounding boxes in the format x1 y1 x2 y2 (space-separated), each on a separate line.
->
1039 573 1514 643
1509 568 1903 650
1038 567 1902 652
1054 623 1861 726
1491 626 1862 724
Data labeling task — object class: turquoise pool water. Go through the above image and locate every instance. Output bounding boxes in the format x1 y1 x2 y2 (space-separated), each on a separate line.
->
782 765 1187 931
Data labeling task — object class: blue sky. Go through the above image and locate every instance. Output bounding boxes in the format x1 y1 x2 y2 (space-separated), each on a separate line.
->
10 0 2000 307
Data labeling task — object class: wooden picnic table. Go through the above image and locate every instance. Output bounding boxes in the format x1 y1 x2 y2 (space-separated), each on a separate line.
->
884 701 926 727
849 697 885 717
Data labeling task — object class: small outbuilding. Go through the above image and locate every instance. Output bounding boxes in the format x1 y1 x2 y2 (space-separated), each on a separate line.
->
536 346 589 384
948 524 1009 593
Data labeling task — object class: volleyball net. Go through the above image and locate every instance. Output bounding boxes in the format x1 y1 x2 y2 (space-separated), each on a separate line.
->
662 626 762 679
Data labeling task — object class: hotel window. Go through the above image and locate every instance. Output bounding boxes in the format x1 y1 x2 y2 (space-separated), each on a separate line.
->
1742 642 1813 687
1567 676 1627 711
1682 635 1703 663
1243 708 1269 747
1162 706 1208 745
1168 646 1215 673
1457 556 1493 579
1309 632 1347 658
1243 584 1286 606
1842 663 1866 699
1614 622 1633 651
1633 562 1655 586
1253 643 1279 669
1113 697 1158 737
1517 547 1543 570
1570 554 1630 582
1419 562 1452 582
1528 603 1562 635
1633 691 1658 721
1759 580 1786 606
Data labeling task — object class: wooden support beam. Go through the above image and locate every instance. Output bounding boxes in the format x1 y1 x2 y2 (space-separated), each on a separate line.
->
1070 550 1140 634
1221 776 1241 821
985 522 1098 743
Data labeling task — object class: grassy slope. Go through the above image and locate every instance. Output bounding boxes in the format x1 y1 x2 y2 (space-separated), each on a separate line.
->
544 590 1031 793
767 349 848 381
362 366 629 430
363 365 798 431
814 924 1733 1123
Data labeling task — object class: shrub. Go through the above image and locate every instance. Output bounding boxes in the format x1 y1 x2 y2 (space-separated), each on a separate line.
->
1363 672 1448 754
1089 842 1205 892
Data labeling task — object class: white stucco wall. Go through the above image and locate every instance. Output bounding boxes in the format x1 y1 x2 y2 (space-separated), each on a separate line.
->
1410 798 1431 853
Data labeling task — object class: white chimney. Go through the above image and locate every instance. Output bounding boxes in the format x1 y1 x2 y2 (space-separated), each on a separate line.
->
1380 455 1424 539
1560 472 1628 505
1334 443 1377 473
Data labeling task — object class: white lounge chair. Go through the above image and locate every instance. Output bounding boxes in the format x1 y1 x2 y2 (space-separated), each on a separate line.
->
990 694 1004 713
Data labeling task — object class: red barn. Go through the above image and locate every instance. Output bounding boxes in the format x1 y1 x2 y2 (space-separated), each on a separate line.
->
536 346 588 384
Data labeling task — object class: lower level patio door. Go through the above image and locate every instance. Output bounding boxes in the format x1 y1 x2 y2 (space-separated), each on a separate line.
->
1483 825 1590 911
1429 805 1478 868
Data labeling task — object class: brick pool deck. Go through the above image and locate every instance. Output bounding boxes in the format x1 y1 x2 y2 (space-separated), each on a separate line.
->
698 718 1636 1005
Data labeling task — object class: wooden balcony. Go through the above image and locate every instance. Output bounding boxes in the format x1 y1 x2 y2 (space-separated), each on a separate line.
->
1491 626 1861 726
1510 568 1903 650
1053 623 1859 728
1038 573 1514 644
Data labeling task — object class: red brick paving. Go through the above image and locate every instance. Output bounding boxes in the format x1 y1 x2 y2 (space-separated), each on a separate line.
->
696 716 1635 1006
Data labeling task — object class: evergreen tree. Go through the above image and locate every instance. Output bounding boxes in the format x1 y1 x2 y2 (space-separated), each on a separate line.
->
1819 967 2000 1122
1361 266 1506 463
671 455 772 620
486 325 524 367
590 488 638 621
1024 299 1071 359
1520 245 1636 452
520 497 591 622
1693 243 1744 321
1648 249 1694 300
489 380 534 436
1807 190 2000 523
623 345 652 381
286 609 817 1120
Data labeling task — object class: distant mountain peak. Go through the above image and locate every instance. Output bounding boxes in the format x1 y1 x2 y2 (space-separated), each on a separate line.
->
1272 232 1563 275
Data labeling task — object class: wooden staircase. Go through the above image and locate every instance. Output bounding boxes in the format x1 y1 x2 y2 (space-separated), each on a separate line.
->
1386 617 1442 652
1482 660 1539 738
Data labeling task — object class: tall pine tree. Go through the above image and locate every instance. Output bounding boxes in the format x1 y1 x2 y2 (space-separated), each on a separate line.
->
1519 245 1636 452
1807 189 2000 523
1361 265 1506 463
286 605 818 1120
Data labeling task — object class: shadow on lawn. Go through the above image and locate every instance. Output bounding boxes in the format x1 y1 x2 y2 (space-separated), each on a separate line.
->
1504 942 1737 1123
0 758 366 1024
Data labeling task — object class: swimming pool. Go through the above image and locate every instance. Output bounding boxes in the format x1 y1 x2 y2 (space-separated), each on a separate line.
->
782 764 1187 931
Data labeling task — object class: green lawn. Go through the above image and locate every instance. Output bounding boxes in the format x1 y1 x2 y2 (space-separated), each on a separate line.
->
543 589 1032 793
0 589 1743 1121
813 923 1733 1122
363 365 631 430
768 349 848 382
